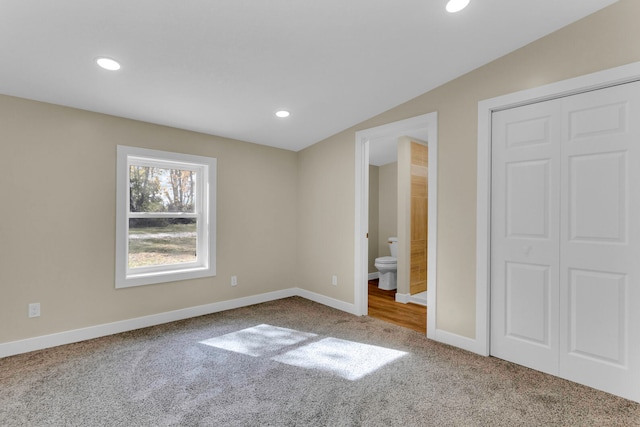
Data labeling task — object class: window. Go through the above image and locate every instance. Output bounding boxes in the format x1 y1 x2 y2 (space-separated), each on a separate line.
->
116 146 216 288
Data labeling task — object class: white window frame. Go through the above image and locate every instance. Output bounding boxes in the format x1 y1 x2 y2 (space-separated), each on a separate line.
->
116 145 216 288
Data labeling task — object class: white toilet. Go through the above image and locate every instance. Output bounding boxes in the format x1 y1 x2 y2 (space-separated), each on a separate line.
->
375 237 398 290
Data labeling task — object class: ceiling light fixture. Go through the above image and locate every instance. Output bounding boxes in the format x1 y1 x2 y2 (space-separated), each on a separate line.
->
96 57 121 71
275 110 290 118
446 0 470 13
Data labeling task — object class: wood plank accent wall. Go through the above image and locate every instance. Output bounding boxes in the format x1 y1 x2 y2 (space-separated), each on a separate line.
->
410 142 428 295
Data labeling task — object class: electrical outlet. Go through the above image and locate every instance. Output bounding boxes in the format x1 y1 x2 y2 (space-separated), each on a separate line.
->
231 275 238 287
332 275 338 286
28 303 40 318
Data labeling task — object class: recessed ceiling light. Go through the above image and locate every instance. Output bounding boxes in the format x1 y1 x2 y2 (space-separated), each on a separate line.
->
275 110 290 118
96 57 121 71
446 0 470 13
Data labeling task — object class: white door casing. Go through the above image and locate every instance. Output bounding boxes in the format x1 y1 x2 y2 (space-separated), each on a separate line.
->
354 113 438 338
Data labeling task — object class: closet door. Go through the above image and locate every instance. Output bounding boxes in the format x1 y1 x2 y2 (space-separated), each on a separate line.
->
490 100 562 376
491 81 640 403
559 81 640 401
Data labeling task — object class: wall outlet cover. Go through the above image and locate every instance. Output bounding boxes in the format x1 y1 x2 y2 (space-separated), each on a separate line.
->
28 303 40 318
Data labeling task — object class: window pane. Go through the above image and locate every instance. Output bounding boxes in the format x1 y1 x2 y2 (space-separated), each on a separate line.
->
128 218 197 268
129 166 196 213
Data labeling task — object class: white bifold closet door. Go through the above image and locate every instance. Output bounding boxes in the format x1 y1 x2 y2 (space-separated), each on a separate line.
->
491 81 640 402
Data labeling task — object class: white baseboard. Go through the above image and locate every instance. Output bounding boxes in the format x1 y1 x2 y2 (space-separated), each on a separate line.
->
395 293 410 304
0 288 299 359
368 272 379 280
432 328 485 356
395 292 427 306
1 286 486 364
294 288 358 315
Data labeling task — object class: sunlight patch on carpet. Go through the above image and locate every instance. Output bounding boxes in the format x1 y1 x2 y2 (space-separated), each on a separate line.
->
199 324 317 357
200 325 408 380
272 337 408 380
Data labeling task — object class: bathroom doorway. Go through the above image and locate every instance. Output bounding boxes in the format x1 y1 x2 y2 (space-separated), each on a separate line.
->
354 113 438 337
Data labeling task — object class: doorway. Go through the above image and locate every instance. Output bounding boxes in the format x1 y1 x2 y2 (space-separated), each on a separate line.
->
354 113 438 338
367 141 426 334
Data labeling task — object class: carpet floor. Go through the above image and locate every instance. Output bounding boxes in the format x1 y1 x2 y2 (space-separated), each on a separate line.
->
1 296 639 426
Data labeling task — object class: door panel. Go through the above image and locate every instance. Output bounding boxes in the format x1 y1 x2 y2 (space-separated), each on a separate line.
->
559 82 640 401
568 102 627 140
506 160 550 238
491 100 561 375
568 152 626 242
568 269 626 365
505 262 550 345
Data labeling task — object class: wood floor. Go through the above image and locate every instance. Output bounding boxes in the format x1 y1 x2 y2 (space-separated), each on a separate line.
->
367 279 426 334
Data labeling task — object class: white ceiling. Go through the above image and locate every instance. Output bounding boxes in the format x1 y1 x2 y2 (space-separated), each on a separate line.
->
0 0 618 152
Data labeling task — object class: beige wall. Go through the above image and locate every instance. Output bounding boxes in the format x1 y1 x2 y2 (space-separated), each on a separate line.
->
295 0 640 338
377 162 397 258
367 165 379 273
296 135 355 302
0 95 298 344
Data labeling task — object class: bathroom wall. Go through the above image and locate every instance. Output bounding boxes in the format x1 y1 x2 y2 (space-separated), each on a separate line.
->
396 138 411 297
367 162 397 276
377 162 397 259
0 95 298 345
368 165 379 274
